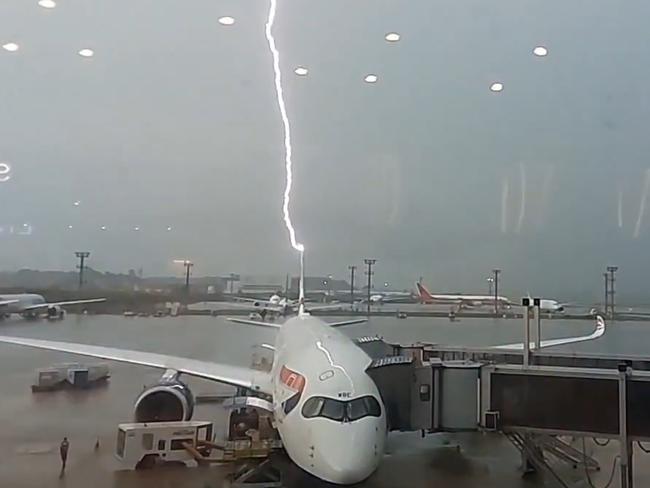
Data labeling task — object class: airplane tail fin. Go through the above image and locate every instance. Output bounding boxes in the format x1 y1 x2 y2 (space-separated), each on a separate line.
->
298 250 307 316
415 281 434 302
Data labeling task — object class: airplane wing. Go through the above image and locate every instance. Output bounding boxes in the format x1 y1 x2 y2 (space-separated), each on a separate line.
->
378 295 414 303
328 318 367 328
304 304 344 312
227 317 282 328
22 298 106 311
0 299 19 307
493 316 606 350
228 317 366 328
0 335 272 394
233 297 280 307
225 302 283 312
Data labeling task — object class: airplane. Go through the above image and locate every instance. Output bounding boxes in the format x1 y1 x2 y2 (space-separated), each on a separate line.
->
415 281 512 309
360 290 415 305
0 269 607 484
231 293 342 318
0 293 106 320
529 298 568 313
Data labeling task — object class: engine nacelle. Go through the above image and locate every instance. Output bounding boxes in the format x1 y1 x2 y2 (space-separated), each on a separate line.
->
133 370 194 423
47 305 65 319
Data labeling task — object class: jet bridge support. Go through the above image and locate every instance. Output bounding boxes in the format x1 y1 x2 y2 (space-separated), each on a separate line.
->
480 362 650 488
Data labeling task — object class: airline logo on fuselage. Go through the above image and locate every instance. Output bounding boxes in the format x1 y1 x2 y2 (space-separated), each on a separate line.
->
280 365 305 393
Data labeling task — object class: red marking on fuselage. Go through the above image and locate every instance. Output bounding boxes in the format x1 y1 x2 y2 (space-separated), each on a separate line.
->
280 365 305 393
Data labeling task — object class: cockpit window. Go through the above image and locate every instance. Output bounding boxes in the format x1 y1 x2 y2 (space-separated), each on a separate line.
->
321 398 346 421
302 397 325 418
347 397 368 421
349 396 382 420
302 396 381 422
282 393 300 415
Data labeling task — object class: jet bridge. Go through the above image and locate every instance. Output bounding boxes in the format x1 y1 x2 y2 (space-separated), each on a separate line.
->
359 307 650 487
358 336 481 433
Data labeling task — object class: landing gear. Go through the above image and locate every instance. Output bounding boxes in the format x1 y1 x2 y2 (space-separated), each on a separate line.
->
226 459 282 488
46 307 65 320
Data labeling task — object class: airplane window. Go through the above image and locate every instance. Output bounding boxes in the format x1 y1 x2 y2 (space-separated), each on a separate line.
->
320 398 346 421
302 396 381 422
348 396 381 420
283 392 301 415
363 396 382 417
302 397 325 418
347 398 368 421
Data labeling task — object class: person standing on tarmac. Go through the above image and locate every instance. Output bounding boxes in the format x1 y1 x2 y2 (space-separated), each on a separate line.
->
59 437 69 476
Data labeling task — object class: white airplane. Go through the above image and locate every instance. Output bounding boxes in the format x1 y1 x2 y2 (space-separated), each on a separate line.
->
0 293 106 319
530 298 568 313
361 291 415 305
416 282 512 309
232 294 341 318
0 274 607 484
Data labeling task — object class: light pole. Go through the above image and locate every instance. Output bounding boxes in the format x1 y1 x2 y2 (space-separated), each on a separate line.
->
75 251 90 289
486 277 494 296
322 276 332 302
364 259 376 317
348 265 357 309
604 272 609 316
174 259 194 294
492 269 501 315
607 266 618 318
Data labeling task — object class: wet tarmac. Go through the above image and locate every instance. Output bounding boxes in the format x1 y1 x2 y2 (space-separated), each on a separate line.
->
0 314 648 487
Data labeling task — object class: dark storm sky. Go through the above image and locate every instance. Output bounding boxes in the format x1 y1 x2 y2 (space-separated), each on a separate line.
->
1 0 650 299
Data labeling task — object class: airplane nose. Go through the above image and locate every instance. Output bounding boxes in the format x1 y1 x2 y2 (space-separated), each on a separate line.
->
311 422 383 485
318 444 378 484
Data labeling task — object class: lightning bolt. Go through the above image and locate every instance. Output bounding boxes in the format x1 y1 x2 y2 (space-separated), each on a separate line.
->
265 0 304 254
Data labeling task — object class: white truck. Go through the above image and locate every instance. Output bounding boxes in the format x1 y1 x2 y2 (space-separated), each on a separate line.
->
115 421 214 469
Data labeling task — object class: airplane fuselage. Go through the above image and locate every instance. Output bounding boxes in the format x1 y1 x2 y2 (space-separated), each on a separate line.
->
424 294 511 306
0 294 46 315
416 282 511 308
538 299 565 313
269 314 386 484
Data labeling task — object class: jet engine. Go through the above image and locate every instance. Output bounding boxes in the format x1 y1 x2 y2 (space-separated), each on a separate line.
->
47 305 65 319
133 370 194 422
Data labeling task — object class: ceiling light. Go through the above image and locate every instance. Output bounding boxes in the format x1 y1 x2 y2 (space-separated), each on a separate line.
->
294 66 308 76
385 32 401 42
533 46 548 57
489 82 504 93
364 74 378 84
78 48 94 58
38 0 57 8
218 16 235 26
2 43 19 52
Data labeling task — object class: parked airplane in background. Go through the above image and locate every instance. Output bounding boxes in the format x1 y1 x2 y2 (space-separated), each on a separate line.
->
232 294 341 318
361 290 415 305
0 294 106 319
531 298 568 313
415 282 512 309
0 263 607 484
